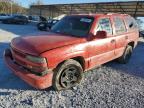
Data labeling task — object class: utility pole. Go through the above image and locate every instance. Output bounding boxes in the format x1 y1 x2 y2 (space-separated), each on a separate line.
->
10 1 12 15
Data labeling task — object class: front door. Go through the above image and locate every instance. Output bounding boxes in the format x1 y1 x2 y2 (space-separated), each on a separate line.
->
88 17 116 68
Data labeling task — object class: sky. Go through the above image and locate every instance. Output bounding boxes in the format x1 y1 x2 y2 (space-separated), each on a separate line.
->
15 0 142 8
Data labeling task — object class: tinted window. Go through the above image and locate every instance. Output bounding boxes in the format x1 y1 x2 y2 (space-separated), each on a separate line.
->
19 16 25 19
124 16 138 30
114 17 126 34
14 16 26 19
0 13 6 16
13 16 17 18
97 18 112 35
17 16 22 19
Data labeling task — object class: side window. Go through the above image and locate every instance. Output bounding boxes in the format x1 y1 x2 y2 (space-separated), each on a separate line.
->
97 18 112 35
114 17 126 34
14 16 20 19
124 16 138 30
16 16 21 19
18 16 22 19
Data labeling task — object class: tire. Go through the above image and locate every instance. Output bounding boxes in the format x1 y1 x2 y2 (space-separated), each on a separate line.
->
117 45 133 64
37 22 47 31
2 21 8 24
53 59 83 91
139 32 144 38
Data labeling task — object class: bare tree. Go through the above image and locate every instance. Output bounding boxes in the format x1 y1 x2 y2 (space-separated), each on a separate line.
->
0 0 27 14
32 0 44 5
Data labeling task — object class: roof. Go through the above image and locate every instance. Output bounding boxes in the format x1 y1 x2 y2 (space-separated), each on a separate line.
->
70 13 130 17
30 1 144 17
32 0 144 6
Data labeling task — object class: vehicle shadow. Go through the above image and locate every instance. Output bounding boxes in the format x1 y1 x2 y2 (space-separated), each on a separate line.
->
0 42 54 92
104 41 144 79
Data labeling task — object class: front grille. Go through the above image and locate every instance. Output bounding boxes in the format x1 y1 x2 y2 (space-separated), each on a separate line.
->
14 56 26 67
10 47 48 76
12 48 26 58
11 47 26 67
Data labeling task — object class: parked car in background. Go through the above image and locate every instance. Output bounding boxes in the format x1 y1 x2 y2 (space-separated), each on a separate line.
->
0 13 7 16
0 13 10 21
4 13 139 91
28 15 40 22
2 15 29 24
136 18 144 37
37 19 59 31
139 31 144 37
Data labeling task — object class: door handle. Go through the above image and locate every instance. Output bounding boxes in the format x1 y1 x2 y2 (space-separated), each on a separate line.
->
125 36 128 39
111 39 115 43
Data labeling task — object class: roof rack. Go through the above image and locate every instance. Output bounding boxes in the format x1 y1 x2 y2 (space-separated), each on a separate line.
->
107 13 129 16
107 13 119 15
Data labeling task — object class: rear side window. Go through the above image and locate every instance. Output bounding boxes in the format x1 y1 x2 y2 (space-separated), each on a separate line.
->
113 17 126 34
124 16 138 30
18 16 22 19
97 18 112 35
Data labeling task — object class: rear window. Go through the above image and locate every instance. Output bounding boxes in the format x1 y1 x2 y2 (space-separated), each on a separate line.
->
113 17 126 34
124 16 138 30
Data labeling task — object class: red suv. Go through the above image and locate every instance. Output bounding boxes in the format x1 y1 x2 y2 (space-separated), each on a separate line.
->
4 13 139 90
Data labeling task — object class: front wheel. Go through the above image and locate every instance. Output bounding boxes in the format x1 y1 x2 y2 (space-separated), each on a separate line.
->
53 59 83 91
37 22 47 31
117 45 133 64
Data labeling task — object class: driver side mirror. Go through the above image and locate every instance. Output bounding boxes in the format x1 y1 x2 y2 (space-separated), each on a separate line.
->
90 31 107 40
96 31 107 38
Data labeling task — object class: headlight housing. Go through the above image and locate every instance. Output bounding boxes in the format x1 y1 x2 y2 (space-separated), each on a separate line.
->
26 55 46 63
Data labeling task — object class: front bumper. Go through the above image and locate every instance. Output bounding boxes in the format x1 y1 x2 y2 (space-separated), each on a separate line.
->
4 49 53 89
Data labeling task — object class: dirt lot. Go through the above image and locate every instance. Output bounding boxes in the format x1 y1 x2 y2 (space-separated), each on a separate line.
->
0 23 144 108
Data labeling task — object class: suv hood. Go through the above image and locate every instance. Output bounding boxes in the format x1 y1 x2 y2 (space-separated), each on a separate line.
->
11 33 86 56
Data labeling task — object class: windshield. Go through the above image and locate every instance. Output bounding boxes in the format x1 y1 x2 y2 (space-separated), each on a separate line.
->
51 16 94 37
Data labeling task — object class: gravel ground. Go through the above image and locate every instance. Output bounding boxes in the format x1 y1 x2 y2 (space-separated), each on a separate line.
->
0 23 144 108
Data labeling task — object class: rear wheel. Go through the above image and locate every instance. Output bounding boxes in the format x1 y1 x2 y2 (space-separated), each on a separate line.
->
53 59 83 91
117 45 133 64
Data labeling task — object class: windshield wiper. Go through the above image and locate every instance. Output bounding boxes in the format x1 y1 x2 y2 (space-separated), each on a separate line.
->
51 30 81 37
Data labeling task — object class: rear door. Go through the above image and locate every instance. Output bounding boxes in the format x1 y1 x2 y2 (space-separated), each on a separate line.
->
124 16 139 45
112 16 127 57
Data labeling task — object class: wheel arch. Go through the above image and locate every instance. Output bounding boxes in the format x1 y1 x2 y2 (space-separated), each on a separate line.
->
128 41 135 49
55 56 85 71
